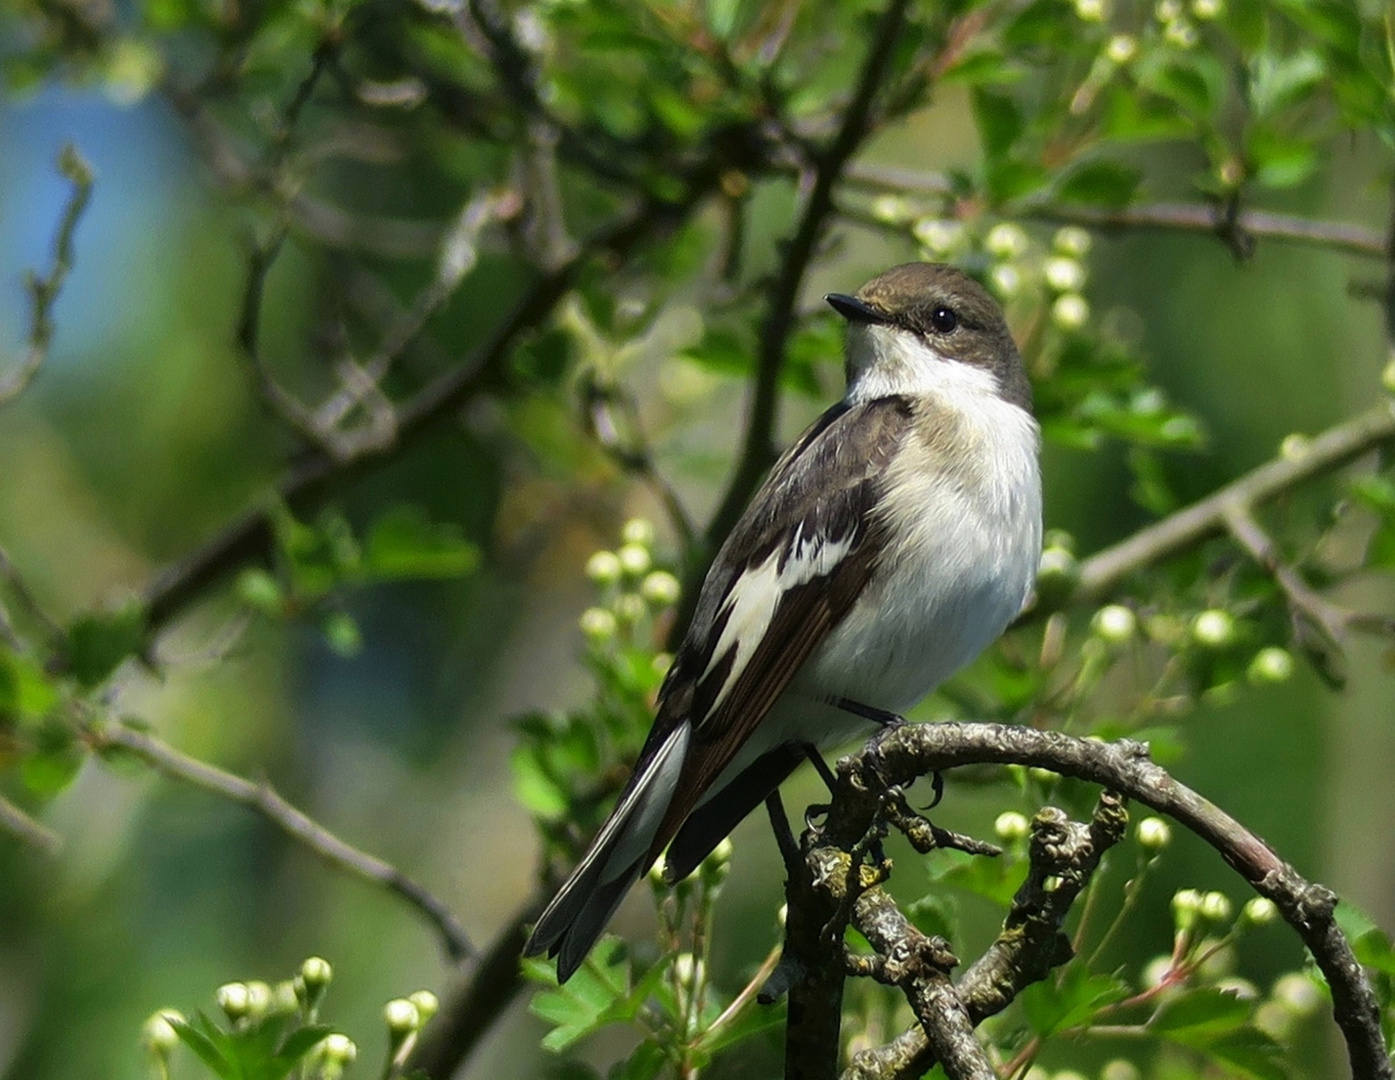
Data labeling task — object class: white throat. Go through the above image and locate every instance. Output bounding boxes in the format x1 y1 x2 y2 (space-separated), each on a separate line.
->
844 323 1004 406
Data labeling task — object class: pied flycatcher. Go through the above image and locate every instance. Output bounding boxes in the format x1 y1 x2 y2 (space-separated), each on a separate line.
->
526 262 1042 981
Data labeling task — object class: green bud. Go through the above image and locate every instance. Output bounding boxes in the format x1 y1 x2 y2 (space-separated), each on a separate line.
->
613 593 647 623
616 543 651 576
1191 609 1235 647
408 990 440 1024
236 569 283 614
216 983 251 1021
1199 891 1233 922
1136 816 1172 850
585 550 622 584
1241 897 1279 926
1043 255 1086 293
1105 34 1138 64
1248 647 1294 684
1092 604 1137 644
143 1010 182 1054
1171 888 1203 931
985 222 1028 259
321 1033 357 1066
994 811 1030 841
640 571 681 606
301 957 333 988
1051 293 1089 330
244 981 272 1018
1052 227 1092 258
579 607 618 641
621 518 655 547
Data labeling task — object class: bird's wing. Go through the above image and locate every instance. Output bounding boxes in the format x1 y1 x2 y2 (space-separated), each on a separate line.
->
640 393 915 860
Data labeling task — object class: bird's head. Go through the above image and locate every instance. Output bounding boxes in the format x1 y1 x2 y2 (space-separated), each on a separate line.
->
826 263 1031 411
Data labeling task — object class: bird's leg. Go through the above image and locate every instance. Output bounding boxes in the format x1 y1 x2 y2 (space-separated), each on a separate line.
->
765 789 803 880
830 696 944 809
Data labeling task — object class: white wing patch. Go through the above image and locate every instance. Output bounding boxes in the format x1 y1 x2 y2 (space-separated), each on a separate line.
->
697 528 858 718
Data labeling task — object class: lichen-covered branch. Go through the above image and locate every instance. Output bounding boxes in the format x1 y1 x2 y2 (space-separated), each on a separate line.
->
85 719 473 962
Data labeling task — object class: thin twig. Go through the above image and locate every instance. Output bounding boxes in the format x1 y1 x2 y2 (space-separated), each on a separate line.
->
86 720 473 962
841 163 1386 259
0 546 63 645
0 794 62 855
695 0 916 629
0 144 94 405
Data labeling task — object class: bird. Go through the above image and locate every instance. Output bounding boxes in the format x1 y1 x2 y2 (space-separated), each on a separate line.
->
525 262 1042 982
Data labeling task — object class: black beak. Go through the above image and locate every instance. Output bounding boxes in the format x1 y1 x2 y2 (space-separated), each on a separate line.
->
825 293 885 324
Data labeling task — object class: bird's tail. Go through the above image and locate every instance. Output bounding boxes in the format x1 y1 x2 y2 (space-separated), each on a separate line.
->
523 722 691 982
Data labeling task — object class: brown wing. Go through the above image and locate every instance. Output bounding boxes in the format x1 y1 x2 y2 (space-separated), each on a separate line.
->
638 394 915 862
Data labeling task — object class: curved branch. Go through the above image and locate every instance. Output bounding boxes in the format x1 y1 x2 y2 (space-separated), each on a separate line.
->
86 720 474 962
851 722 1392 1080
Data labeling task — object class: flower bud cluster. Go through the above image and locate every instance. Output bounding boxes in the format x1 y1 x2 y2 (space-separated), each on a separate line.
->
579 518 682 648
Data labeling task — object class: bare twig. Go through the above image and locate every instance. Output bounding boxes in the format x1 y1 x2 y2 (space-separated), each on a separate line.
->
0 144 94 406
1052 403 1395 611
0 794 62 855
0 546 63 645
86 719 473 962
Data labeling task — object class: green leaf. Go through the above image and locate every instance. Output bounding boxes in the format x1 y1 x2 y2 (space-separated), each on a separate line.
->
1247 50 1326 118
511 743 570 819
365 507 479 581
0 645 59 722
972 89 1023 160
1162 1026 1291 1080
1335 901 1395 976
66 603 145 687
528 938 635 1051
1019 964 1130 1036
20 721 84 796
906 892 959 945
170 1015 236 1080
608 1041 669 1080
1152 986 1253 1036
271 1024 334 1075
1248 131 1319 189
1054 159 1142 207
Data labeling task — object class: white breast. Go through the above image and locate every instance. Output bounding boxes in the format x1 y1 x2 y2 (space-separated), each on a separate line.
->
793 328 1042 722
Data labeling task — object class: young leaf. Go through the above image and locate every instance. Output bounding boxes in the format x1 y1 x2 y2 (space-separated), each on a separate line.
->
1019 964 1129 1036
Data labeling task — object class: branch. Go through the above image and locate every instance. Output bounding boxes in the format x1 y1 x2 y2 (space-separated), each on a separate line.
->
847 723 1392 1080
141 193 697 637
841 163 1387 259
0 793 62 855
86 719 473 962
701 0 915 554
0 144 94 405
1052 402 1395 611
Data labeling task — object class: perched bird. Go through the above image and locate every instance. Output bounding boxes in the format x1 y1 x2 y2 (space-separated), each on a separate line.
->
526 262 1042 981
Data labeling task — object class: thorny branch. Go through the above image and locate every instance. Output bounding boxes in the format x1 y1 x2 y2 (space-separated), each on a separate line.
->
85 719 474 962
0 144 94 406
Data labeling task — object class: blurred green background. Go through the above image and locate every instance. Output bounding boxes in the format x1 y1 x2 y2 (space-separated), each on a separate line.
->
1 7 1393 1076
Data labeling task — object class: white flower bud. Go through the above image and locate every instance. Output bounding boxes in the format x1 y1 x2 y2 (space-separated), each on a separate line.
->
1101 1061 1142 1080
1092 604 1137 644
1054 1071 1088 1080
384 998 421 1035
579 606 618 641
1053 226 1092 258
1248 647 1294 684
1200 891 1234 922
1037 546 1078 582
1154 0 1182 20
245 981 272 1017
1051 293 1090 330
1273 972 1322 1015
1191 609 1235 647
301 957 332 989
1280 433 1311 461
409 990 440 1023
614 593 647 623
640 570 681 606
1142 954 1174 988
1172 888 1204 928
673 953 704 987
1137 816 1172 850
1242 897 1279 926
216 982 251 1021
1164 18 1198 47
1073 0 1106 20
986 222 1029 259
321 1033 358 1066
271 981 299 1014
143 1011 182 1053
1105 34 1138 64
1043 256 1087 293
994 811 1030 840
912 218 965 255
621 518 655 546
1254 999 1293 1038
989 263 1022 298
585 550 622 584
870 194 912 223
616 543 652 576
1190 0 1221 18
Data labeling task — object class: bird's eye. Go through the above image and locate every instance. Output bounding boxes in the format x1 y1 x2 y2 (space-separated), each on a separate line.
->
929 306 958 334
